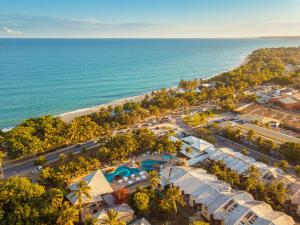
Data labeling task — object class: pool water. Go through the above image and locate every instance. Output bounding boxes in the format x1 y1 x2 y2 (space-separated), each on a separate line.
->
104 166 140 183
141 159 166 171
161 154 174 160
104 159 166 183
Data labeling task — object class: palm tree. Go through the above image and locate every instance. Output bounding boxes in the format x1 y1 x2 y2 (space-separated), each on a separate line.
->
164 187 186 219
70 180 92 222
49 188 64 209
148 170 161 189
59 153 67 163
244 166 260 192
84 214 98 225
0 151 4 179
247 129 255 141
245 165 260 179
186 146 193 155
101 209 126 225
56 202 79 225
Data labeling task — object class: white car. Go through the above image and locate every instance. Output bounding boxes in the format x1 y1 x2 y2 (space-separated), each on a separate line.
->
37 165 43 171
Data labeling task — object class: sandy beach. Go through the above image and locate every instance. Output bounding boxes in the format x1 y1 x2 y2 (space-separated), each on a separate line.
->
58 93 149 124
57 55 249 124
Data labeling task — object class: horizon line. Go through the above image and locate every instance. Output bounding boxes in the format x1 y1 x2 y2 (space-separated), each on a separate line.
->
1 35 300 40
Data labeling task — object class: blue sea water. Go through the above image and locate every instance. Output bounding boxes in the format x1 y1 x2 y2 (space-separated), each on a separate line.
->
1 38 300 128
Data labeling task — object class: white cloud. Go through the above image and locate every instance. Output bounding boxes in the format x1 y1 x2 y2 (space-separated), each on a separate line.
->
3 26 23 35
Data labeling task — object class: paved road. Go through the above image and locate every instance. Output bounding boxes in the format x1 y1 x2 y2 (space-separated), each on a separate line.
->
3 141 98 178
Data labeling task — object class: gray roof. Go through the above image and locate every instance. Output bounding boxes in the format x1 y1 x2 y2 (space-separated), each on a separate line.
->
161 166 295 225
130 218 151 225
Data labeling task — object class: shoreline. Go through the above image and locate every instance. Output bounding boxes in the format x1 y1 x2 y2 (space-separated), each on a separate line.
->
57 54 249 124
2 53 250 129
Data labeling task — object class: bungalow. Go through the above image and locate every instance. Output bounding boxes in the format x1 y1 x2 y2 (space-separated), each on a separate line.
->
170 135 214 159
130 217 151 225
235 114 280 127
171 135 300 216
93 204 134 224
160 166 295 225
66 169 113 214
94 203 135 224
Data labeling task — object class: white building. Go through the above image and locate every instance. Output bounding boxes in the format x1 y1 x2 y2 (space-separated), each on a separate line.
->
66 169 113 214
95 204 135 224
171 135 300 216
161 166 295 225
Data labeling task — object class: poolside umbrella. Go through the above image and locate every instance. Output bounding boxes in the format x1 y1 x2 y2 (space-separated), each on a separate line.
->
123 177 128 181
131 174 135 178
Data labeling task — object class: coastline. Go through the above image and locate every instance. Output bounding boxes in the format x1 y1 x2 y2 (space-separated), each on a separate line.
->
57 93 149 124
57 54 250 124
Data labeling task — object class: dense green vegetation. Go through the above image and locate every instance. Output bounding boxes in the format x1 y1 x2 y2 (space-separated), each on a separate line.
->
3 47 299 159
96 129 181 165
0 177 77 225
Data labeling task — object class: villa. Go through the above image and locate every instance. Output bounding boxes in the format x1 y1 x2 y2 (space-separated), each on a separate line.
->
160 166 295 225
171 135 214 159
94 203 135 224
235 114 280 127
171 135 300 216
129 217 151 225
66 169 113 214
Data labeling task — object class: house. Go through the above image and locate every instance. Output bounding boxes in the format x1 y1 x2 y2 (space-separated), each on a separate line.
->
171 135 214 159
66 169 113 214
235 114 280 127
286 182 300 216
269 92 300 110
171 135 300 216
160 166 295 225
130 217 151 225
94 203 135 224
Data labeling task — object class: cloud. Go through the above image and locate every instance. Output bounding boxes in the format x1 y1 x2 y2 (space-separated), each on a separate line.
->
2 26 22 35
0 15 170 38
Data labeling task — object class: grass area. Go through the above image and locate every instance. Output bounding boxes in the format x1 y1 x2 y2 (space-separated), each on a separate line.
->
183 111 215 127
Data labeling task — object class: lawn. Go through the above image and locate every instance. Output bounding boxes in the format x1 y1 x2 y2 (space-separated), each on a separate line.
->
183 111 215 127
183 114 207 126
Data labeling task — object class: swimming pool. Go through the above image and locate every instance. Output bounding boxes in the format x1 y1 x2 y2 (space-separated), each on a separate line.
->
104 166 140 183
104 159 166 182
141 159 166 171
161 154 174 160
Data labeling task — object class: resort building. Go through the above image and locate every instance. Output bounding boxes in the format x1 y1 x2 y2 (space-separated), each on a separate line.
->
94 203 135 224
66 169 113 214
160 166 295 225
171 135 300 216
129 218 151 225
171 135 214 159
269 92 300 110
235 114 280 127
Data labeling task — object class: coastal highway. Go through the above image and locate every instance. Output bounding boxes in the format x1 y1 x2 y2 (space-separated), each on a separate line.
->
3 140 99 178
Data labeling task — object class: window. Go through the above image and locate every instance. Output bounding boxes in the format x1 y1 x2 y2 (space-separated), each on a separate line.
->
248 215 258 224
228 203 238 212
245 212 254 219
224 200 234 210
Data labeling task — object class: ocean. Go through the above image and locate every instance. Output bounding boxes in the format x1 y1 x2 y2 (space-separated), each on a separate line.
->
1 38 300 129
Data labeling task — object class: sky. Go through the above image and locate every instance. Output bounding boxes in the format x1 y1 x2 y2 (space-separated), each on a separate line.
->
0 0 300 38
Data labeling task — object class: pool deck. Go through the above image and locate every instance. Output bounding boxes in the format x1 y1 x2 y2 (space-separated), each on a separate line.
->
105 153 178 191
